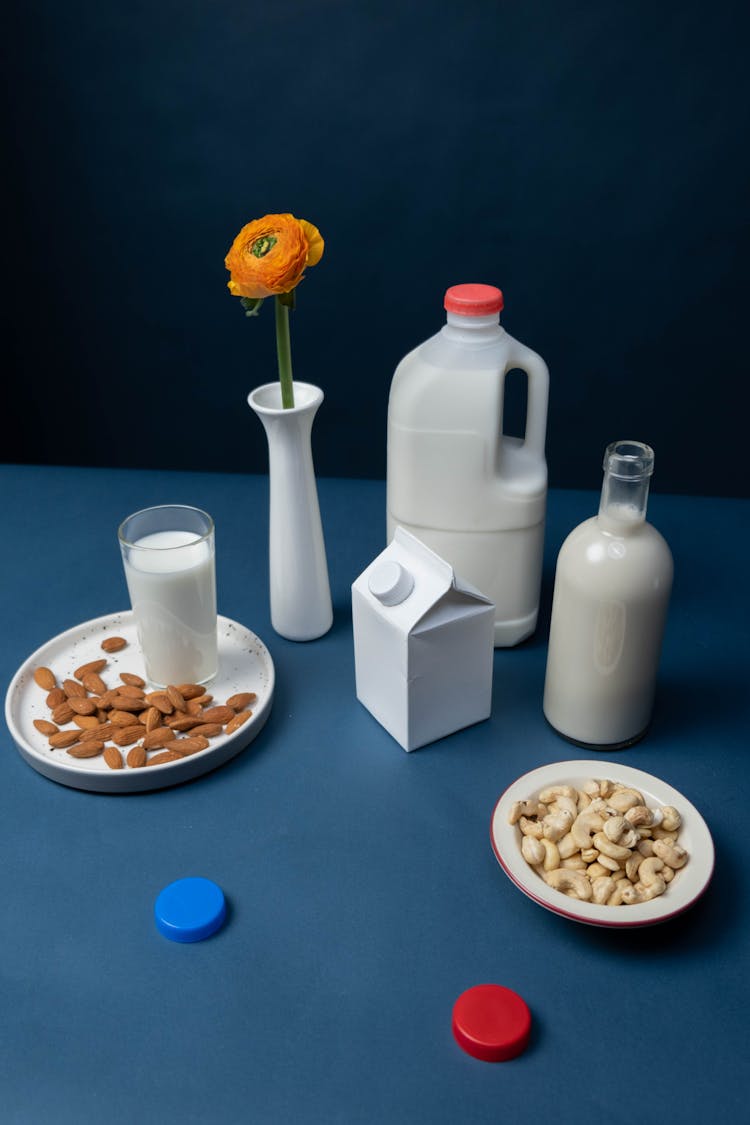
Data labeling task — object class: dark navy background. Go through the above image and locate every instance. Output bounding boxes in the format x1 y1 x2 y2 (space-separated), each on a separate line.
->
4 1 748 496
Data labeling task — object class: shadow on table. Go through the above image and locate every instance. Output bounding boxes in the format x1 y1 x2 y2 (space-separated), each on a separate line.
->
652 671 749 746
570 835 731 957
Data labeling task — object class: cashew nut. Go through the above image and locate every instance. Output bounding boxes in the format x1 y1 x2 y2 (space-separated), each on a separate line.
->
593 832 633 862
592 876 616 904
608 882 627 906
586 862 610 881
652 839 688 869
625 852 644 882
538 837 560 872
571 808 605 849
518 816 543 839
557 832 579 860
538 785 578 804
637 857 665 887
621 878 666 903
509 799 547 825
544 869 592 901
553 795 579 821
660 806 682 832
603 816 639 849
542 810 574 842
608 788 644 813
521 836 545 866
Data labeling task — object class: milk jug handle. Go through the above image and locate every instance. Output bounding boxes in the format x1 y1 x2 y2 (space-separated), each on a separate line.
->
504 344 549 458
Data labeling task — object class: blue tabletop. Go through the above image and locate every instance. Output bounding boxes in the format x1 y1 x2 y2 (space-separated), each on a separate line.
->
1 464 748 1124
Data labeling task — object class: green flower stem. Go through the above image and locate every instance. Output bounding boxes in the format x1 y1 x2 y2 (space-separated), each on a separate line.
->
275 296 294 409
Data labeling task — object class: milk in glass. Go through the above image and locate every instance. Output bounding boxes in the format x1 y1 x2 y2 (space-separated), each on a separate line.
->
119 508 217 687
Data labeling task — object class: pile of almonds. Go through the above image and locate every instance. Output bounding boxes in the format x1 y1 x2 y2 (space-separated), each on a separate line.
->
31 636 256 770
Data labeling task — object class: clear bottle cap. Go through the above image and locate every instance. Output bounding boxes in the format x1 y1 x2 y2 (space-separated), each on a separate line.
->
603 441 654 481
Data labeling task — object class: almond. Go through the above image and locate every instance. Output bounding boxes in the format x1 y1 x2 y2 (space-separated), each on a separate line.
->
52 702 75 725
225 710 252 734
67 741 105 758
186 700 204 715
68 697 97 716
81 723 114 742
49 729 81 749
147 692 173 715
226 692 257 711
176 683 205 700
188 723 223 738
164 736 209 756
142 727 175 750
110 709 141 726
101 636 127 653
146 749 184 766
192 694 213 707
116 684 145 699
46 688 66 708
112 725 145 747
166 685 186 711
199 706 234 725
73 715 102 730
63 678 86 699
103 746 124 769
140 706 162 732
120 672 145 688
33 719 59 735
74 658 108 680
126 744 147 768
166 715 202 731
81 672 108 695
34 667 57 690
108 696 147 712
96 689 119 709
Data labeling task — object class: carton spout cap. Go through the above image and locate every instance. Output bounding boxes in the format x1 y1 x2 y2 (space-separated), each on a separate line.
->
368 560 415 606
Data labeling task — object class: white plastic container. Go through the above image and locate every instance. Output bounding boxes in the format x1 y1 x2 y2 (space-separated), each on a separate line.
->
386 283 549 647
543 441 673 749
352 527 494 751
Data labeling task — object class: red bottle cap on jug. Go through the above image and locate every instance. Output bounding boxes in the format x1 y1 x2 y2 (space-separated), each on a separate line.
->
444 284 504 316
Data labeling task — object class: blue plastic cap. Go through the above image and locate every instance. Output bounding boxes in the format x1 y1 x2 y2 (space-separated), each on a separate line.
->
155 877 227 943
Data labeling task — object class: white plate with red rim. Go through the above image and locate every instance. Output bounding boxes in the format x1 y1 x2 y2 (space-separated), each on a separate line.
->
5 610 274 793
490 760 714 928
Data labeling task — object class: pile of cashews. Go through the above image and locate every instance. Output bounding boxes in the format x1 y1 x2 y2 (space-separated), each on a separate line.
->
509 778 689 906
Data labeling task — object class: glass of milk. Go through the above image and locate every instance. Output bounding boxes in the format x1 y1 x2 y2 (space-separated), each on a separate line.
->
118 505 218 687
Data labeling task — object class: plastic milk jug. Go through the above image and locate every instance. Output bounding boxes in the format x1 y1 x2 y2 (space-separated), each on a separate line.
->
543 440 673 749
386 283 549 646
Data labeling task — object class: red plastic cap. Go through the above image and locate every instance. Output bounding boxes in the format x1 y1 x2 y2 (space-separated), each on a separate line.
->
452 984 531 1062
444 284 504 316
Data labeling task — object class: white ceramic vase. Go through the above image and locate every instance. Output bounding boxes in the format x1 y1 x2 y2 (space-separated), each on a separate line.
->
248 381 333 641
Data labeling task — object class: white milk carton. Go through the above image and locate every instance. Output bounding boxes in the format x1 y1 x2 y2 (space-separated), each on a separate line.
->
352 527 495 751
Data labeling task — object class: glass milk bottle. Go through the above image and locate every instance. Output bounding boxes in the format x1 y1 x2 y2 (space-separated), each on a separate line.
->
386 283 549 647
543 441 673 748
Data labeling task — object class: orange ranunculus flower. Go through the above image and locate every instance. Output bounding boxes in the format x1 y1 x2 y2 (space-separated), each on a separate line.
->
225 213 324 299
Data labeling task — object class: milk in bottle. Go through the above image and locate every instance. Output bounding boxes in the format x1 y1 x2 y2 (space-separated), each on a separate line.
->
543 441 673 748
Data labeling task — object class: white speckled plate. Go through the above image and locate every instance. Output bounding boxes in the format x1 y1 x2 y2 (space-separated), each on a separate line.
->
491 761 714 928
5 611 274 793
